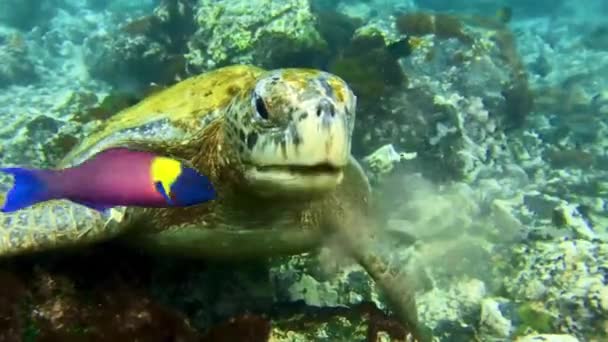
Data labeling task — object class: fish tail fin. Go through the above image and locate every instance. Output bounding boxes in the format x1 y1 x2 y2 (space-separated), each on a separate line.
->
0 167 52 212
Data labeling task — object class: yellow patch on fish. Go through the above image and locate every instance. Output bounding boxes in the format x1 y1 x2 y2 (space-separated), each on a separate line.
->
150 157 182 196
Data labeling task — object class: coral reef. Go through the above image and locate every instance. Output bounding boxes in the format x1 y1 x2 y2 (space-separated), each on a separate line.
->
395 12 473 44
83 0 331 89
83 0 196 90
335 13 533 181
501 239 608 339
0 244 416 341
0 0 607 341
0 0 56 30
186 0 327 71
329 31 408 99
0 31 38 88
0 248 200 341
415 0 566 18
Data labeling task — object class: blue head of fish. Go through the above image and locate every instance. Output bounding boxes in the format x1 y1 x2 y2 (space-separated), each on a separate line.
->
170 167 216 206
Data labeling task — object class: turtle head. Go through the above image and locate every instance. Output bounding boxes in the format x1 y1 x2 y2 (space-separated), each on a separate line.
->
225 69 357 197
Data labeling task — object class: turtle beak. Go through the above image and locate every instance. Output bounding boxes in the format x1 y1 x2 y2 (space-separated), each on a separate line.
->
244 163 345 197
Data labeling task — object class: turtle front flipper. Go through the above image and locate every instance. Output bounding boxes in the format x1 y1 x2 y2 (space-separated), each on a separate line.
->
325 206 433 342
325 158 433 342
0 197 126 257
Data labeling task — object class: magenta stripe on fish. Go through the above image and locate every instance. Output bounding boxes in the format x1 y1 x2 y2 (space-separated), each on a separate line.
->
48 148 166 207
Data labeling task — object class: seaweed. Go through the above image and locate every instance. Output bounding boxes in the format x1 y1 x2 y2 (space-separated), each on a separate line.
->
253 31 330 70
395 12 472 44
545 149 595 169
121 15 162 37
492 29 534 128
434 14 471 44
314 10 364 54
329 33 408 100
502 79 534 128
395 13 435 36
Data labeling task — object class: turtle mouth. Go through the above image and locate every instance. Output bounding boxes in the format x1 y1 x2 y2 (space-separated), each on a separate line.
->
245 162 345 196
255 163 343 175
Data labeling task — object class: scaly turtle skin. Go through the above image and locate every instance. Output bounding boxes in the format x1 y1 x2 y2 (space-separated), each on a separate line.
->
0 65 427 340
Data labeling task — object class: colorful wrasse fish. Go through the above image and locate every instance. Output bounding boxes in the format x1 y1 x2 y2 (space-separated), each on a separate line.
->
0 147 216 213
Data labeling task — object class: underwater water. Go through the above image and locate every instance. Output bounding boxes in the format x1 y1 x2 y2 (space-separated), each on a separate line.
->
0 0 607 341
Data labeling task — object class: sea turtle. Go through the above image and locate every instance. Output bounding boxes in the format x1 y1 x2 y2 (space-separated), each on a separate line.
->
0 65 427 340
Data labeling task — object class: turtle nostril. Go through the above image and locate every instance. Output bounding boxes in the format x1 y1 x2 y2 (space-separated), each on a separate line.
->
316 100 336 118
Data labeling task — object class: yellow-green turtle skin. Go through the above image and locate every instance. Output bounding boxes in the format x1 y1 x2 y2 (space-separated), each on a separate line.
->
0 65 425 340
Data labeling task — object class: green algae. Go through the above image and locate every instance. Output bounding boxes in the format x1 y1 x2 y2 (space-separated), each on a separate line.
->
515 303 554 335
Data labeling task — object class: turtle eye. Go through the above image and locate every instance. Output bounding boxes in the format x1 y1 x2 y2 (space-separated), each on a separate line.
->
255 95 269 120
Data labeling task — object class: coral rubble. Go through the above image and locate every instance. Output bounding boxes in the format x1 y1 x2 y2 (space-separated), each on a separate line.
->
0 0 607 341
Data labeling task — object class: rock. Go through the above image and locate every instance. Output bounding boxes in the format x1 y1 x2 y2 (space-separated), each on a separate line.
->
0 32 38 88
491 198 525 239
479 297 513 340
83 0 196 89
513 302 555 336
419 278 486 337
523 193 561 219
268 302 415 341
515 334 580 342
552 202 597 240
362 143 417 182
598 285 608 313
26 115 61 138
339 13 533 183
0 0 56 30
503 240 608 337
286 274 339 307
186 0 326 71
271 254 380 311
83 32 176 88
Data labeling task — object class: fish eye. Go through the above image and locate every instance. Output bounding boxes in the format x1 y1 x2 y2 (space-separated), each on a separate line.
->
254 94 269 120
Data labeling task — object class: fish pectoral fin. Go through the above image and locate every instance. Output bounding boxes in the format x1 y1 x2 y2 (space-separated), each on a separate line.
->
154 181 174 205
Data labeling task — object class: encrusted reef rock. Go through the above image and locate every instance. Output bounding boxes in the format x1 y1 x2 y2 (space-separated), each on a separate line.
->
0 245 416 341
185 0 327 72
0 88 136 169
4 1 607 341
415 0 566 18
83 0 328 89
83 0 196 89
327 11 532 182
501 239 608 339
0 31 38 88
0 0 57 31
0 248 200 341
82 1 535 183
